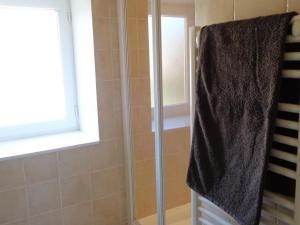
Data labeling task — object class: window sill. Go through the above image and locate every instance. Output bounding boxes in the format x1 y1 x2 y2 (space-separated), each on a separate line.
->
152 115 190 131
0 131 99 161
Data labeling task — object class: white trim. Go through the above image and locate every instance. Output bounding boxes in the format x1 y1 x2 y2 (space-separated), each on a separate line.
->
0 131 98 161
151 104 190 131
189 26 199 225
151 1 166 225
117 0 136 224
151 103 189 118
0 0 69 9
70 0 99 137
163 103 189 118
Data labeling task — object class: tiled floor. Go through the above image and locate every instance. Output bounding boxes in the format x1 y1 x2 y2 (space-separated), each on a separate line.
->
139 203 191 225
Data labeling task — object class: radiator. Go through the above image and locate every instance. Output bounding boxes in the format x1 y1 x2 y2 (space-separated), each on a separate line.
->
189 16 300 225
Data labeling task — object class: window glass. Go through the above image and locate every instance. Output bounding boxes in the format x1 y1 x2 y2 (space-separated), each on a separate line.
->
0 6 66 127
148 16 187 107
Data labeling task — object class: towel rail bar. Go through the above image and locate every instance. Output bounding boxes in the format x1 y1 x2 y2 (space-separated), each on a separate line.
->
278 103 300 113
262 204 294 225
197 197 239 225
270 149 297 163
264 191 295 210
260 212 278 225
284 52 300 61
268 163 297 179
198 207 232 225
286 35 300 43
273 134 299 147
275 119 299 130
259 221 273 225
282 70 300 78
260 215 278 225
198 218 214 225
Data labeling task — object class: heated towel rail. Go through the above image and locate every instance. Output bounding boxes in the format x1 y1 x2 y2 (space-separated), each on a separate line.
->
189 17 300 225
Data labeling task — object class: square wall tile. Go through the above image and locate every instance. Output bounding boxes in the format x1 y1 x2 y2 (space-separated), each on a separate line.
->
0 188 27 224
137 19 149 50
93 195 121 225
195 0 234 26
58 148 90 178
288 0 300 12
128 19 138 50
89 140 123 171
129 50 139 77
93 18 112 51
0 159 25 191
111 18 119 50
28 180 60 216
235 0 287 20
92 0 110 18
61 175 91 207
130 78 151 106
30 210 63 225
109 0 118 17
24 153 58 184
137 50 150 77
136 0 149 19
112 50 121 79
62 202 93 225
95 50 113 81
98 80 122 110
99 108 123 140
131 106 152 134
134 160 156 189
127 0 137 18
133 133 155 162
91 166 124 199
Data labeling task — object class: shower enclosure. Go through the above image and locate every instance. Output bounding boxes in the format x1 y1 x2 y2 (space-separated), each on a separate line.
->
117 0 195 225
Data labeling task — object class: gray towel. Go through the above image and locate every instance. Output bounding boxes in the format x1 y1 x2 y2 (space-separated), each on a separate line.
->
186 12 296 225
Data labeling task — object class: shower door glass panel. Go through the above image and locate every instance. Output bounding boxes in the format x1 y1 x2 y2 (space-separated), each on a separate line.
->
132 0 195 225
160 1 195 225
148 1 195 225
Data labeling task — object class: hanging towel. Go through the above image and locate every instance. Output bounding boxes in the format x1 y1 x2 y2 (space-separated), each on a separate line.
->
186 12 297 225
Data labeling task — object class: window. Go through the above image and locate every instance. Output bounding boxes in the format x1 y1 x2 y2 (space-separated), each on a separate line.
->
0 5 77 141
0 0 99 158
148 16 189 129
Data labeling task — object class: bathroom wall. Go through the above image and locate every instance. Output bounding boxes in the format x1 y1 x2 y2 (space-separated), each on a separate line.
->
0 1 127 225
126 0 155 218
127 0 194 219
195 0 300 27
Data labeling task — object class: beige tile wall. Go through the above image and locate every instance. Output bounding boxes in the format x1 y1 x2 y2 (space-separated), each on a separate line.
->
127 0 156 218
0 0 127 225
196 0 300 27
127 0 194 219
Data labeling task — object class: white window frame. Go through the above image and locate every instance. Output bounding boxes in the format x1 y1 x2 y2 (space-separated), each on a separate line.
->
0 0 99 159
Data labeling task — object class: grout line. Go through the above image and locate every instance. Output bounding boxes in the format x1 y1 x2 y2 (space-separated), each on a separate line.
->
22 158 30 225
86 146 95 225
89 173 95 225
233 0 236 21
56 152 65 225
